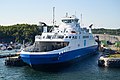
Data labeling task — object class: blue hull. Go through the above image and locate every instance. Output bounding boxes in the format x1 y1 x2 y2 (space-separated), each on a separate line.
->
20 45 98 66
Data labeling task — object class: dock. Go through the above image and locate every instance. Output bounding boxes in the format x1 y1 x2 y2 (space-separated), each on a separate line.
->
95 33 120 67
5 56 26 67
0 52 26 67
98 56 120 67
98 49 120 67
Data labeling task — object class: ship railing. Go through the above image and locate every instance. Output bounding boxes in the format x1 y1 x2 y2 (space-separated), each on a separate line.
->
35 34 66 40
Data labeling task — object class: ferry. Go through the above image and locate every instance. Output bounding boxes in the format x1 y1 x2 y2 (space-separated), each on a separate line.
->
20 15 98 67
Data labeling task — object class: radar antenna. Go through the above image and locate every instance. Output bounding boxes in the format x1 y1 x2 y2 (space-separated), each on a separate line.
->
53 7 55 27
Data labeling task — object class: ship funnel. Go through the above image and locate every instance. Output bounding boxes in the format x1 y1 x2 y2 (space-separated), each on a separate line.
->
43 26 47 33
39 22 47 26
89 24 93 33
39 22 47 33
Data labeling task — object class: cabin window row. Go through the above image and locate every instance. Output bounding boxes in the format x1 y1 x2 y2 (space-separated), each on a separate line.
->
42 36 80 39
65 36 77 39
55 36 78 39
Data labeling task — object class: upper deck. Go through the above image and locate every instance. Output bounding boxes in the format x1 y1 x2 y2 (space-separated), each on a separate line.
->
61 15 79 24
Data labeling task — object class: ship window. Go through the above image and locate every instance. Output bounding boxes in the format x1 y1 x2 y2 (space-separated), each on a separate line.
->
69 36 71 39
75 36 77 39
43 36 45 39
65 36 68 38
75 19 78 22
23 42 69 52
58 35 64 39
62 20 72 23
72 36 74 39
83 36 89 38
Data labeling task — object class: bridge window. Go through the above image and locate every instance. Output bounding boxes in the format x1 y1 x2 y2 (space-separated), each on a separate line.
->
66 31 68 33
62 20 72 23
46 35 52 39
43 36 45 39
72 36 74 39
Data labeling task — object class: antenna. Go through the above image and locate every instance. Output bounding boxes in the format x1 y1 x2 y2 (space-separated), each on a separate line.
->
53 7 55 27
49 7 55 32
66 13 68 17
81 14 82 26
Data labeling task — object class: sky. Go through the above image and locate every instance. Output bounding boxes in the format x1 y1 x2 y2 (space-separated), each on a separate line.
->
0 0 120 29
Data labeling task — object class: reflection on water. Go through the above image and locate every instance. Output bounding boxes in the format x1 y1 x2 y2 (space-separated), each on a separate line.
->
0 51 120 80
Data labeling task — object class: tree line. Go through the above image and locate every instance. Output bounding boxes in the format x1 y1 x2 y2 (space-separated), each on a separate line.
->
0 24 42 43
0 24 120 43
92 28 120 36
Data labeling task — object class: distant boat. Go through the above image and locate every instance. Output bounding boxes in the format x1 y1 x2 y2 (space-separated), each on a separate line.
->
0 45 7 50
20 14 98 68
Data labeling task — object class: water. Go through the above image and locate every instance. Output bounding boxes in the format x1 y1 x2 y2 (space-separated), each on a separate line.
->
0 51 120 80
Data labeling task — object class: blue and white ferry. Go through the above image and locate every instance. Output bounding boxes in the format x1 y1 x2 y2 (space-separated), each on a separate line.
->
20 15 98 67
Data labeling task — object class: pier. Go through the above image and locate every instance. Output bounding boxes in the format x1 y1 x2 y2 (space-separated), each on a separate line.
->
98 48 120 67
95 34 120 67
5 56 26 67
0 52 26 66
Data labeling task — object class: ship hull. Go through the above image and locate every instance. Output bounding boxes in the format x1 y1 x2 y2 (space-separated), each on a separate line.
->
20 45 98 67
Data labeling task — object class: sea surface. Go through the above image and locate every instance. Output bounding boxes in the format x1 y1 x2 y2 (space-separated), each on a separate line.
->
0 50 120 80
